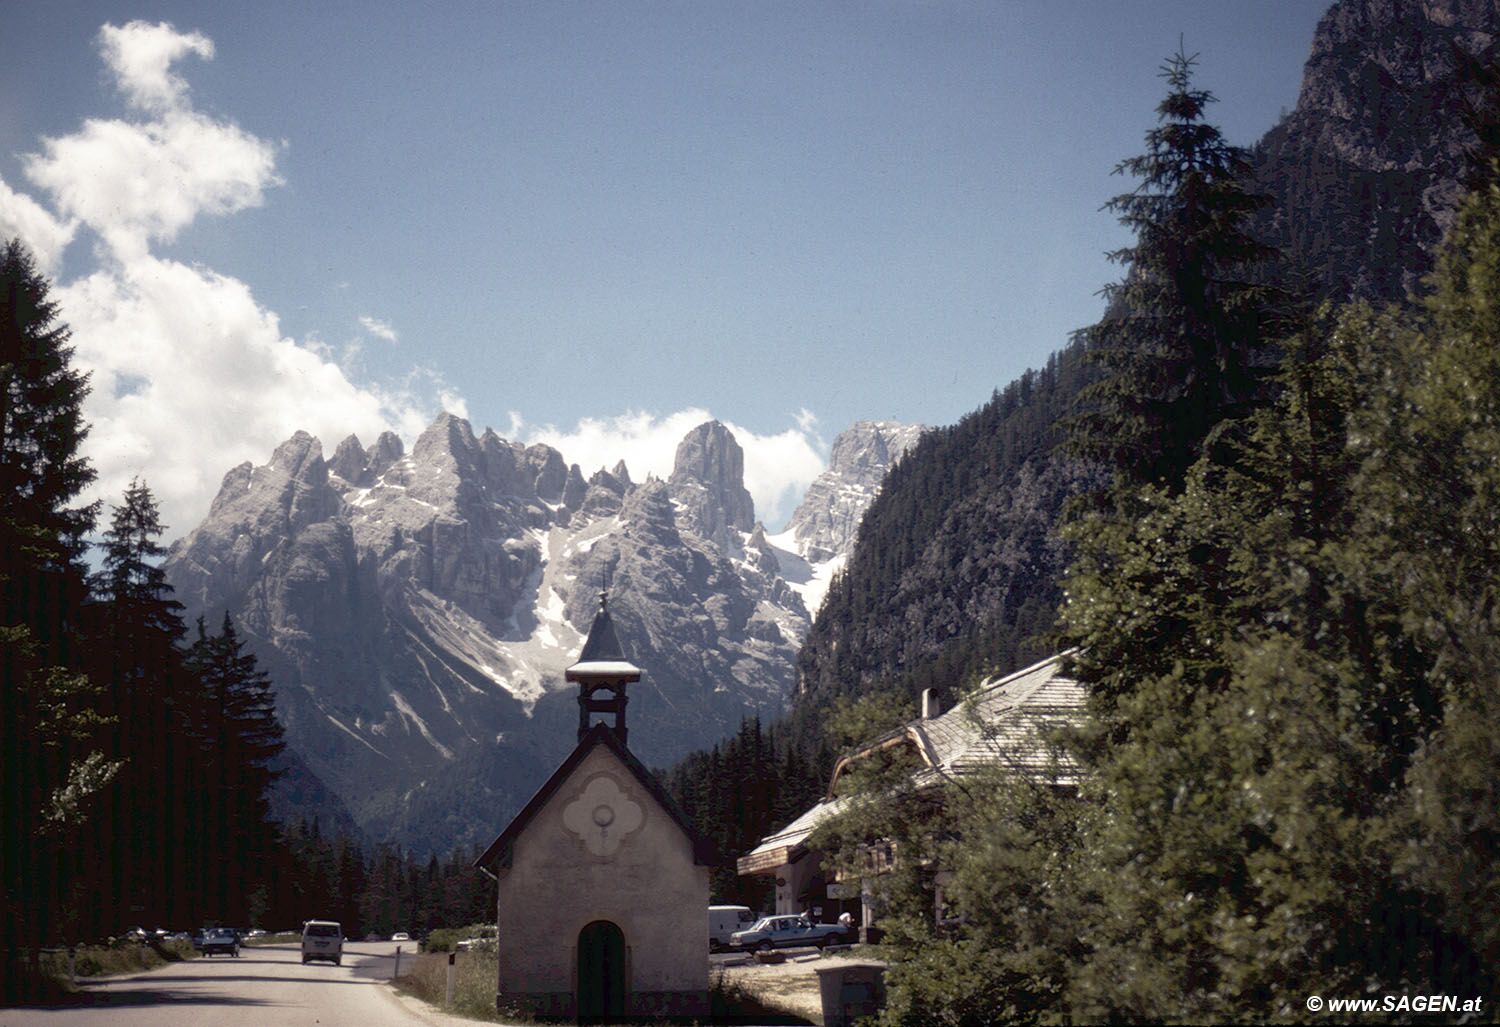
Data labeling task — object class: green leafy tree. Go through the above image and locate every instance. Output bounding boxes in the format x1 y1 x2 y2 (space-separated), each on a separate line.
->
1070 47 1282 491
1363 168 1500 984
1034 181 1500 1018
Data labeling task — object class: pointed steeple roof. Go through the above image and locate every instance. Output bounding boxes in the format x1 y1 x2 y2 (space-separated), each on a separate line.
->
566 592 641 683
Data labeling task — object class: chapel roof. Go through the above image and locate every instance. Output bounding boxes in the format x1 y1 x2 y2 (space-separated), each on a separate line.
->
473 721 722 871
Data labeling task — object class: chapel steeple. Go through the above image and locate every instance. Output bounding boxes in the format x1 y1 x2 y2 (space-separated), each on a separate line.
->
566 591 641 743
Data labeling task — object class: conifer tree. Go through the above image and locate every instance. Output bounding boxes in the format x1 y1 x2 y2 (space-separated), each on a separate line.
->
1070 47 1281 491
0 238 99 1000
183 613 285 923
88 480 194 928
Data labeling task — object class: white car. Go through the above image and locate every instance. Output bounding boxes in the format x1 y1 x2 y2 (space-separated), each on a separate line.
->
456 925 497 952
391 931 410 942
301 920 344 965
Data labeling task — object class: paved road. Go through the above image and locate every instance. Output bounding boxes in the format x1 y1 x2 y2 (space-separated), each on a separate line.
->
1 942 471 1027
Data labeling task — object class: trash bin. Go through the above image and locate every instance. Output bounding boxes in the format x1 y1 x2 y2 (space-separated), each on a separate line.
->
816 963 886 1027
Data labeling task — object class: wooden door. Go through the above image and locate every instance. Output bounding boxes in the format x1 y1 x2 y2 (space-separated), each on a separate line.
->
577 919 625 1021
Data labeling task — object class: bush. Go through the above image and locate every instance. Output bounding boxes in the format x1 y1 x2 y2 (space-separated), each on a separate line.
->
40 936 193 982
423 923 492 953
422 928 461 954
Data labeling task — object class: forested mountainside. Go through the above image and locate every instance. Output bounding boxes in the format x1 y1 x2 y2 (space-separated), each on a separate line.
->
1253 0 1500 302
796 347 1101 707
790 0 1500 713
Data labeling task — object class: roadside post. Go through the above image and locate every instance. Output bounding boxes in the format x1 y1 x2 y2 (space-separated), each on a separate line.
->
394 945 401 979
446 952 456 1006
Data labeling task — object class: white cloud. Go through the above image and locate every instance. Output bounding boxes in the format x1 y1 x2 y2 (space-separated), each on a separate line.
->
0 19 824 547
514 408 825 530
59 256 430 537
98 21 214 113
23 112 280 266
0 21 441 539
0 179 76 277
359 316 399 343
22 23 279 267
729 419 826 530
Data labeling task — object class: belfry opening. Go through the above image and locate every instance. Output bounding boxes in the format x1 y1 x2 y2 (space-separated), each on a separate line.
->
568 592 640 743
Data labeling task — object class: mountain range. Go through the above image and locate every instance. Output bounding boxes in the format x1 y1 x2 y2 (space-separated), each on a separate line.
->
165 0 1494 858
164 416 924 855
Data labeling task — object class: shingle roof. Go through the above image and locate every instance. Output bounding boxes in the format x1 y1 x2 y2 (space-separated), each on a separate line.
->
737 653 1085 877
906 652 1086 784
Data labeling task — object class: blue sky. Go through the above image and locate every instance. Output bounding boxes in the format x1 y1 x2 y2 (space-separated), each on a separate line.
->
0 1 1329 535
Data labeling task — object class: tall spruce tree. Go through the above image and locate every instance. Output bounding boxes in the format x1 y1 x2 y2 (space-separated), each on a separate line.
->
183 612 285 923
88 480 195 930
0 238 100 1000
1070 47 1280 491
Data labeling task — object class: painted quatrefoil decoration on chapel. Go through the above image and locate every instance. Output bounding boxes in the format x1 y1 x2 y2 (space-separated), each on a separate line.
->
563 774 645 857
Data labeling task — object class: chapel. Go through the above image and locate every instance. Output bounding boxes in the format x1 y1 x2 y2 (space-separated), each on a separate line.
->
474 594 720 1021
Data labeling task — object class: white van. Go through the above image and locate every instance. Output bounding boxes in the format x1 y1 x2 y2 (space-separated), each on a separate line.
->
708 905 754 951
301 919 343 965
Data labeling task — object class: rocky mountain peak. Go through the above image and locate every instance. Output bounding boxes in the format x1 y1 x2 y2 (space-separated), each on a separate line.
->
785 420 928 563
269 430 327 483
164 411 915 857
1255 0 1500 300
667 420 756 542
828 420 927 478
329 434 368 483
368 431 404 477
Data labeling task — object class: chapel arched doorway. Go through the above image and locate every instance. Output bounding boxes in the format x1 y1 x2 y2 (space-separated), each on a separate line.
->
577 919 626 1022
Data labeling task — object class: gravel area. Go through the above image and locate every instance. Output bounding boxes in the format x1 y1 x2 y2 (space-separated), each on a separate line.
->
715 949 885 1024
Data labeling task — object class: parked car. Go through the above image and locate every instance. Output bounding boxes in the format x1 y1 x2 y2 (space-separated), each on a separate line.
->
200 927 240 957
391 931 410 942
730 915 849 952
301 920 344 965
456 925 498 952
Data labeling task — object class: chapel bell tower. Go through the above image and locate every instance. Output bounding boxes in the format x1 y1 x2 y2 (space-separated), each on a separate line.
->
566 592 640 743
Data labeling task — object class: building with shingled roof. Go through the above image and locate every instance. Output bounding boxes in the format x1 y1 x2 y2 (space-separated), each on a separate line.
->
475 594 720 1021
737 653 1085 934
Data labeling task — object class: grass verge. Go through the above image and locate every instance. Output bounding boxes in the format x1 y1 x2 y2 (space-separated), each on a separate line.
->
392 952 815 1024
395 950 514 1022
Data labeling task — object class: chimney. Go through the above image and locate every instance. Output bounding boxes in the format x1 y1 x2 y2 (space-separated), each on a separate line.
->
921 688 940 721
